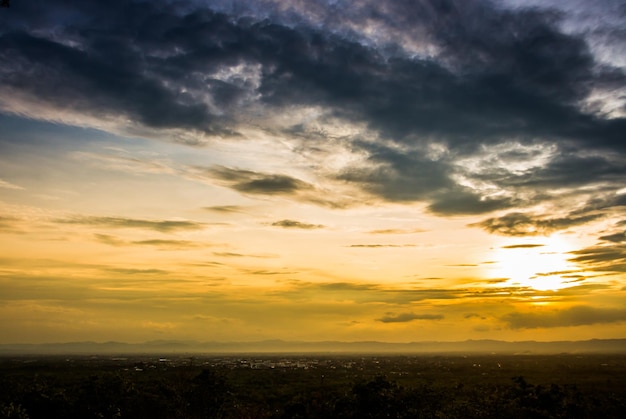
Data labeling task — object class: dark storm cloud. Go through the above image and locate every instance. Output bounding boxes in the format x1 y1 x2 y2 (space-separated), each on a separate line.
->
428 190 516 215
1 0 625 216
472 152 626 193
471 212 602 236
377 312 444 323
0 31 215 131
271 219 324 229
502 305 626 329
335 144 452 202
57 216 206 232
334 142 515 214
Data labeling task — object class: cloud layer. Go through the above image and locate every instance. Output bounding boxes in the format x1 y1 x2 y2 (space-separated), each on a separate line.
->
1 0 624 222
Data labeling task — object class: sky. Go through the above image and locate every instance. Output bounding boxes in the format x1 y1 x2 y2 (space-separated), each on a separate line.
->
0 0 625 345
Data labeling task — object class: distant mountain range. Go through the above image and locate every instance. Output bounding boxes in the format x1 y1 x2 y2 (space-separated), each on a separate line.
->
1 338 626 355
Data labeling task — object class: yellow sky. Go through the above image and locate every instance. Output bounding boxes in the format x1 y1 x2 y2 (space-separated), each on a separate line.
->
1 0 625 345
1 124 624 344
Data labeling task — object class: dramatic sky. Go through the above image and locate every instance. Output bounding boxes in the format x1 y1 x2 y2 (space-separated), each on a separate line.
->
1 0 625 344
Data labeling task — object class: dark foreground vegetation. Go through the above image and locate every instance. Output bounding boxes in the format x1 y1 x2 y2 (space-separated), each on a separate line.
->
1 354 625 418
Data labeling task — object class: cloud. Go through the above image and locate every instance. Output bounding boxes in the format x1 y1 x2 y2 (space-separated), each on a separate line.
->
348 244 416 248
207 166 311 195
501 244 545 249
103 268 170 276
203 205 247 214
0 179 24 190
276 280 550 305
0 29 216 133
247 269 298 276
213 252 246 258
270 219 325 229
94 234 125 247
131 239 201 249
213 252 275 258
368 228 426 234
198 166 318 199
502 305 626 329
470 212 602 236
94 234 201 249
57 216 206 232
568 243 626 273
197 166 347 207
0 216 19 233
464 313 487 320
72 151 178 175
599 231 626 243
0 0 624 218
317 282 379 292
377 312 444 323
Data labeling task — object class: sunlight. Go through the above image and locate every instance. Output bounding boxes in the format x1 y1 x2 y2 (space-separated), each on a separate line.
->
486 235 579 291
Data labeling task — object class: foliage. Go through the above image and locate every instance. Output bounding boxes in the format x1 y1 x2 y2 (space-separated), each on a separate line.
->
1 355 625 418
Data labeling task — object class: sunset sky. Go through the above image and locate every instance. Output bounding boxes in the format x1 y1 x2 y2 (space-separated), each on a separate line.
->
1 0 625 345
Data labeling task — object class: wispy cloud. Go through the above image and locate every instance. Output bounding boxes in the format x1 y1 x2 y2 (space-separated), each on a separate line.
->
0 216 20 233
568 243 626 273
213 252 276 259
94 234 202 249
73 152 177 175
368 228 426 234
501 244 545 249
204 205 247 214
502 306 626 329
0 179 24 190
203 166 312 195
377 312 444 323
192 166 347 207
102 268 170 276
599 231 626 243
470 212 602 236
58 216 206 232
132 239 201 249
270 219 325 229
246 269 299 276
348 244 416 248
94 234 125 247
446 264 478 267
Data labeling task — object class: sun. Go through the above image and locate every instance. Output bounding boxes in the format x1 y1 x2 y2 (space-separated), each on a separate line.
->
486 235 580 291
